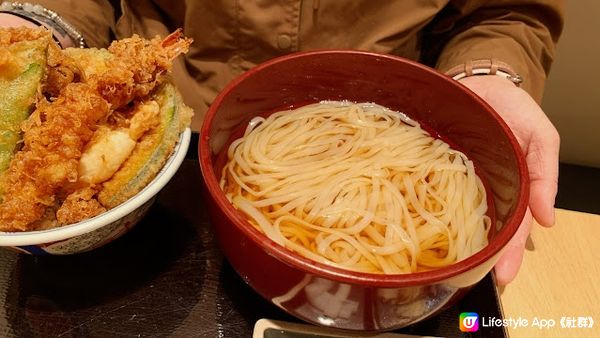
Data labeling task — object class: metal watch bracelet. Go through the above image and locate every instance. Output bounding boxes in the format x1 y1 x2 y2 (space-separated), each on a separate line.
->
445 59 523 86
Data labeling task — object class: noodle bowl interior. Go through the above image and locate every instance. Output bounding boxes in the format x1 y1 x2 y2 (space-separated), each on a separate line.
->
219 101 491 274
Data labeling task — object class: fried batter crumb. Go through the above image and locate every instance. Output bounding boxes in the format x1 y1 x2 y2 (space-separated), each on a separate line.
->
56 187 106 225
0 28 192 232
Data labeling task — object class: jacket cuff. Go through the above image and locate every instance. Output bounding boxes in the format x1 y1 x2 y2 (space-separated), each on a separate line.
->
435 37 547 103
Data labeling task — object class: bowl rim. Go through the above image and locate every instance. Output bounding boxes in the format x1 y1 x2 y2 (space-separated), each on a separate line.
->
199 49 530 287
0 128 192 247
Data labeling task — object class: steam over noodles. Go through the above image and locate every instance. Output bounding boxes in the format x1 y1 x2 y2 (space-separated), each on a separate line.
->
219 102 490 274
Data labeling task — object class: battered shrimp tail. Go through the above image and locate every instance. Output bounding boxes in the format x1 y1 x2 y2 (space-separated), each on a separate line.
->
0 29 192 232
161 28 192 58
92 30 192 109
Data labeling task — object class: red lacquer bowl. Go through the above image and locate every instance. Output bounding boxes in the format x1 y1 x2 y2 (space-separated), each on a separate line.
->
198 50 529 331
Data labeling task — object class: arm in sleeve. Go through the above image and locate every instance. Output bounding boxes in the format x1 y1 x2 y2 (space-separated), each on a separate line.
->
32 0 117 48
426 0 564 102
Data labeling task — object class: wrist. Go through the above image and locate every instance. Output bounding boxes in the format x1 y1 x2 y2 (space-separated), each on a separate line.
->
0 11 38 28
0 2 85 48
2 12 74 47
458 74 522 101
458 74 517 87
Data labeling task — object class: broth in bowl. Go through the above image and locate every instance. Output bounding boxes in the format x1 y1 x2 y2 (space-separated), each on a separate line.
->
218 101 492 275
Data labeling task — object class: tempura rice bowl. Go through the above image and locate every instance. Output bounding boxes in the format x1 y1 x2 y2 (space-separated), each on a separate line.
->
0 129 191 255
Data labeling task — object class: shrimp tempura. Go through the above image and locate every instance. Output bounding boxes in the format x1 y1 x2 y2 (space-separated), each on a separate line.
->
0 30 191 231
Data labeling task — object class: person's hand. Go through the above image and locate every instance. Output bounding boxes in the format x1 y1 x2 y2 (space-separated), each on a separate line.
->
0 12 74 47
459 75 559 285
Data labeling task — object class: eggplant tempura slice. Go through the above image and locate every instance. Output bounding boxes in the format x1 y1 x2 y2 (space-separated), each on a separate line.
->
56 83 192 224
97 82 192 209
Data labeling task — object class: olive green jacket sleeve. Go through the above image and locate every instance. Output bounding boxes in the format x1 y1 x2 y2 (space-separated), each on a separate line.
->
33 0 116 48
432 1 565 102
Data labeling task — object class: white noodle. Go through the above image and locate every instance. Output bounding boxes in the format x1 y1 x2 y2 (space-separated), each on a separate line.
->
220 102 490 274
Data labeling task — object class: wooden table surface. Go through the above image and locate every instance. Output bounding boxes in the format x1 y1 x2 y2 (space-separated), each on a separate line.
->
500 208 600 338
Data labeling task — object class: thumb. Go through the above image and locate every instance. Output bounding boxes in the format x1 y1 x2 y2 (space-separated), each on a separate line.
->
494 208 533 285
526 128 560 227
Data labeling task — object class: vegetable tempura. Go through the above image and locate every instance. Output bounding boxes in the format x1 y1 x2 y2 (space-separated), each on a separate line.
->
0 27 193 232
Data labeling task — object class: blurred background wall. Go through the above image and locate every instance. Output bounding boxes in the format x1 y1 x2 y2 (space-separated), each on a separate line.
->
542 0 600 168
